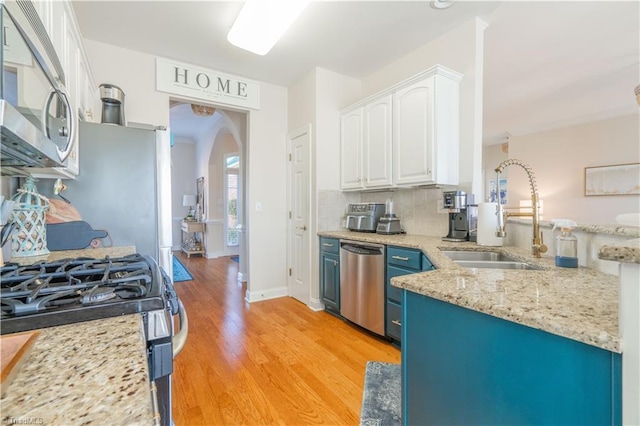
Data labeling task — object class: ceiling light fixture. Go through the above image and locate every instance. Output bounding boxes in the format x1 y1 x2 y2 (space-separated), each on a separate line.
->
227 0 309 56
430 0 454 10
191 104 216 117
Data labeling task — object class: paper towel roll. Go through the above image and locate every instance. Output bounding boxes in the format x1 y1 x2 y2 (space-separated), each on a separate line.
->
477 202 504 247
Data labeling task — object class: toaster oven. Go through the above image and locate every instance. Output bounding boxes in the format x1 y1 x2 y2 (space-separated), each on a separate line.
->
345 203 385 232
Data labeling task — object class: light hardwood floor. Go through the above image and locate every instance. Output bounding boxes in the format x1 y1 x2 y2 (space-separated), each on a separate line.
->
171 252 400 425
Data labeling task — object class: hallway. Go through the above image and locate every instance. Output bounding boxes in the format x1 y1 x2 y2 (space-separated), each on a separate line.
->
171 253 400 425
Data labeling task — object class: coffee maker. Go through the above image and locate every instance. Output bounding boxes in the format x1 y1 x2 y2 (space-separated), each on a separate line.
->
442 191 476 242
99 83 126 126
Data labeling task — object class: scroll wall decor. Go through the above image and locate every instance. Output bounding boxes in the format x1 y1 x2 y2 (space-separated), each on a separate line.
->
584 163 640 196
196 177 205 221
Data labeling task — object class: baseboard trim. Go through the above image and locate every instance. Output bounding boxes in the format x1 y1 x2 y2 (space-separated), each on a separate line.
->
308 297 324 312
245 287 288 303
237 272 248 283
206 251 225 259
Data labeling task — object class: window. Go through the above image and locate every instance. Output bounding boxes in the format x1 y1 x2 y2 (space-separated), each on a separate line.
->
225 154 239 247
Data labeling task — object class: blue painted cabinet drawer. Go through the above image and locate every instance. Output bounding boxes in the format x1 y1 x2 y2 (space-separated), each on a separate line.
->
387 246 422 270
319 237 339 255
387 264 410 303
386 300 402 341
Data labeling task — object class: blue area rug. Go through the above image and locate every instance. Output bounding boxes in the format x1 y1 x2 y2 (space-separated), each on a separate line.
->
360 361 401 426
231 256 239 262
173 256 193 282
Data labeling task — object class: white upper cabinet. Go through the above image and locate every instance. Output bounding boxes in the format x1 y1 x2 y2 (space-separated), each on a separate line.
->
77 55 98 122
340 94 393 191
340 65 461 191
363 94 393 189
29 0 98 179
393 79 434 185
340 108 364 190
393 73 460 186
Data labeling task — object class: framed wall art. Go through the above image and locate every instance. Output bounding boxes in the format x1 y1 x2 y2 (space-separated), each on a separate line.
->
489 178 508 204
584 163 640 196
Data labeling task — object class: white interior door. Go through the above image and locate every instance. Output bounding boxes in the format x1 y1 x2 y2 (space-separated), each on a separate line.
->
288 127 311 305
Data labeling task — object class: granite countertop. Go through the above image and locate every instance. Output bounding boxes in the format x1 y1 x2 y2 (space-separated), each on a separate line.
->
598 238 640 264
319 230 620 353
0 315 154 425
9 246 137 266
510 218 640 238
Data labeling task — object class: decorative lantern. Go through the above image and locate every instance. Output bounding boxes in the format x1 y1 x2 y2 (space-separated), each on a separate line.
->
10 176 50 258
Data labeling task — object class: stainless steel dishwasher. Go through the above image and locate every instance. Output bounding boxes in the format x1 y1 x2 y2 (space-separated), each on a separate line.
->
339 240 385 336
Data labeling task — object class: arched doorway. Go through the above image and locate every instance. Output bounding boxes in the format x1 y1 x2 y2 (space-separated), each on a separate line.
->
169 100 248 283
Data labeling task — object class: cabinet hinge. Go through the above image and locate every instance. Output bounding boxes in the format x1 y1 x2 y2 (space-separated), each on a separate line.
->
289 153 292 161
289 268 292 276
289 211 292 219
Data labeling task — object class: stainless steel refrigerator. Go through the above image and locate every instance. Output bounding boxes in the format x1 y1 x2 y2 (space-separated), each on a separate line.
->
43 121 173 276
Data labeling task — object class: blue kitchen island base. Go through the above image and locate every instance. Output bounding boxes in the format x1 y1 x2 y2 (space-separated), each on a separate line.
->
402 290 621 425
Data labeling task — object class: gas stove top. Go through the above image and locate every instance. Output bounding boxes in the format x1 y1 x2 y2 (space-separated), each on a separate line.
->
0 254 172 335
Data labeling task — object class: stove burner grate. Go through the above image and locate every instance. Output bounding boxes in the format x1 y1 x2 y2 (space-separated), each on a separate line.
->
0 254 155 317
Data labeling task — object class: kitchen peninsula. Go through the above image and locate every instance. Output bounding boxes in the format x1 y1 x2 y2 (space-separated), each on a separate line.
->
319 229 624 424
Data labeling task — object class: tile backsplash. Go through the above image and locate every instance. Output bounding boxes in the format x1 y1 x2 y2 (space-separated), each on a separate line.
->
317 190 360 232
318 186 467 237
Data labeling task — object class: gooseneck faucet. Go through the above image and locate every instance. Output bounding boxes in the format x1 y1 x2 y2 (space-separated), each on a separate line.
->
494 159 548 258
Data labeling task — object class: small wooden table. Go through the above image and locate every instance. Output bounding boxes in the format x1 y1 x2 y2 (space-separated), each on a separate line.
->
181 220 206 257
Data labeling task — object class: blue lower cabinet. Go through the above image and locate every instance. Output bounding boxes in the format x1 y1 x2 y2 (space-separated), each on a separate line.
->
385 247 434 345
386 300 402 341
402 290 621 426
320 238 340 314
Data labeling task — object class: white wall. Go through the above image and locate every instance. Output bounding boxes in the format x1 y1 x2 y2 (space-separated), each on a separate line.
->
84 40 170 126
170 139 196 249
315 68 362 191
507 114 640 224
288 69 316 136
246 83 289 301
83 40 289 300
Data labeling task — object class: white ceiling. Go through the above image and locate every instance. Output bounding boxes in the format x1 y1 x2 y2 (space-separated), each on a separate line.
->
72 1 639 144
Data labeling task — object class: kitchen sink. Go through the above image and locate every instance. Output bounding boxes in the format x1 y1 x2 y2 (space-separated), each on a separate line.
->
453 260 540 270
439 250 521 262
440 249 540 270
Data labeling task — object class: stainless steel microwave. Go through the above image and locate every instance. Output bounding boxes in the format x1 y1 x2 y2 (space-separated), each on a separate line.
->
0 0 75 173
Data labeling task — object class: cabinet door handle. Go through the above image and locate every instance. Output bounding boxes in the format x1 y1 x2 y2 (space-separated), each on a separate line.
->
322 243 334 247
392 320 402 327
392 255 409 261
296 225 307 231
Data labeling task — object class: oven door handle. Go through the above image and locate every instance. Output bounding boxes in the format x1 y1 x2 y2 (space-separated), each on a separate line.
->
172 298 188 358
